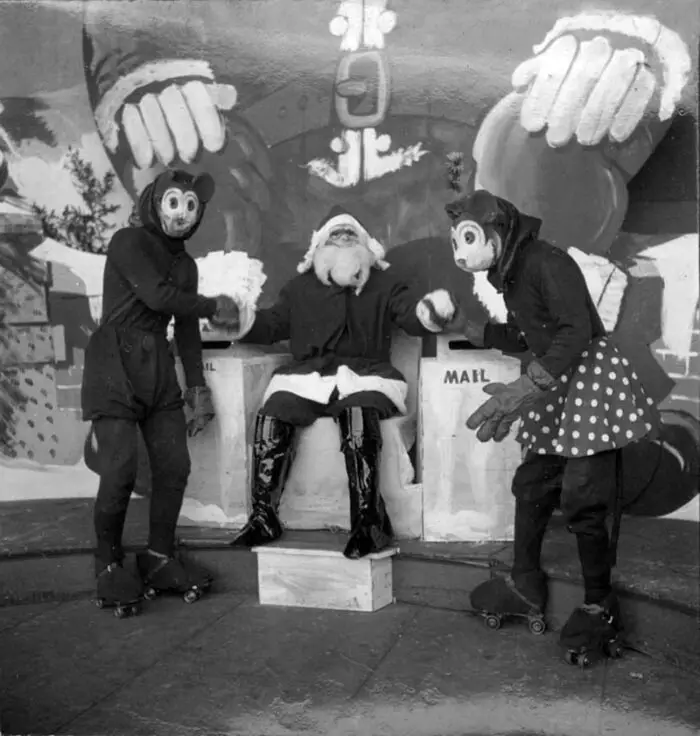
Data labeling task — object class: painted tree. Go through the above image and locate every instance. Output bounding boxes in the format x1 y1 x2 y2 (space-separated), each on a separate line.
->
33 146 121 254
0 202 46 451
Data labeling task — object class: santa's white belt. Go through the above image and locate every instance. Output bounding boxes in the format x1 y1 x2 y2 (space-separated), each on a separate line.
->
263 365 408 415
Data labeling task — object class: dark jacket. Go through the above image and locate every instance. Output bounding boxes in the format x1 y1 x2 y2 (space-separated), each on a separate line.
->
483 215 605 380
97 176 217 389
81 173 217 420
240 268 432 382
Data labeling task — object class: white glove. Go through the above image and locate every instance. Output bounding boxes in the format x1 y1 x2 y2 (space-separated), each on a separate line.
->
510 13 691 148
416 289 456 333
95 60 238 168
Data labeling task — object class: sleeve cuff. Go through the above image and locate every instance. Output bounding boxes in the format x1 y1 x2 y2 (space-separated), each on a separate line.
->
94 59 216 150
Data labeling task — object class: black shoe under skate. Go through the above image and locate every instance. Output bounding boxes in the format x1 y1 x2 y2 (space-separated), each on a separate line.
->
137 551 213 604
229 506 283 548
560 595 624 668
94 562 144 619
470 573 547 635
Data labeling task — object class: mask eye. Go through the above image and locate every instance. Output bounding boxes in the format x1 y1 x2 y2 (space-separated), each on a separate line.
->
161 188 184 213
452 220 486 251
184 192 199 213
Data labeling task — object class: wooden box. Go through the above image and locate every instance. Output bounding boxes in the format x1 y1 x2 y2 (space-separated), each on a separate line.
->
253 543 397 612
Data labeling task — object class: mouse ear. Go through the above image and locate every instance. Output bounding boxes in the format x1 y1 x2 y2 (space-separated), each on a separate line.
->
445 198 469 222
192 173 215 203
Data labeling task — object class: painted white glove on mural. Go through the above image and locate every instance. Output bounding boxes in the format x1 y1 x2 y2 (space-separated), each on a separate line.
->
416 289 456 333
508 12 692 148
94 60 238 168
567 247 628 333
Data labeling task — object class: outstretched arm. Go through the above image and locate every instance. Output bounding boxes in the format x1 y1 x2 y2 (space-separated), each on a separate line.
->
483 312 529 354
108 230 217 320
173 258 207 388
238 284 292 345
388 280 438 337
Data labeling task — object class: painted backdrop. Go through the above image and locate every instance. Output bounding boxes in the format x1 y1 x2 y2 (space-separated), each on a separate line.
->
0 0 698 523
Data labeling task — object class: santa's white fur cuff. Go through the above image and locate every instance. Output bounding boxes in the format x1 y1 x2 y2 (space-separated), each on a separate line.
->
416 289 456 332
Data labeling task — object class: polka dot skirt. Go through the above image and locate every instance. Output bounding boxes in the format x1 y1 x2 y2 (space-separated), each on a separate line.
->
517 338 658 459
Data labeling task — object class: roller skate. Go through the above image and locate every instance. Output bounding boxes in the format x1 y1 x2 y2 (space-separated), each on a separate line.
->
470 571 547 635
94 561 144 619
560 593 624 668
136 550 212 604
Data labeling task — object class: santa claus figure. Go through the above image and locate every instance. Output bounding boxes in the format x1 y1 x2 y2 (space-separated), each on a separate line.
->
446 189 658 667
228 206 456 559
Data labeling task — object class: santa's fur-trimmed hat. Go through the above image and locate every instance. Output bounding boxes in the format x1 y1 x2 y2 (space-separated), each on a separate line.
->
297 206 390 274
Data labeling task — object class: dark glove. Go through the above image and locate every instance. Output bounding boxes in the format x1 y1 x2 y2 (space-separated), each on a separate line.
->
184 385 215 437
209 294 240 331
450 308 487 346
466 375 545 443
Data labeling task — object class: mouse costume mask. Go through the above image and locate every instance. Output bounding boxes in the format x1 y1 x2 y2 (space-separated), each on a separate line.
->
445 190 540 277
139 169 215 240
297 206 389 295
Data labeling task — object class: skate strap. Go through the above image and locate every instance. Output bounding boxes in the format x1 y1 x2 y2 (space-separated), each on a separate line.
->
144 555 171 582
506 575 542 611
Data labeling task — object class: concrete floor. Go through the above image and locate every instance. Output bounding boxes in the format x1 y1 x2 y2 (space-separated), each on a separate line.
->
2 593 699 736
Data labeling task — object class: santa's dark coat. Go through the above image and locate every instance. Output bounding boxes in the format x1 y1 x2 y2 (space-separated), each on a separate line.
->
239 268 431 383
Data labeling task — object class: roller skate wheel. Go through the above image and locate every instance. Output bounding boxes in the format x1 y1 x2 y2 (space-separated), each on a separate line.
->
114 606 129 619
606 641 623 659
484 614 502 630
183 588 201 604
565 650 581 667
144 587 157 601
95 598 105 610
528 618 546 635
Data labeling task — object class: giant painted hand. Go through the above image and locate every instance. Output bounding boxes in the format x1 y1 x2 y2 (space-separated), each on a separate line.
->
83 14 275 258
473 12 692 258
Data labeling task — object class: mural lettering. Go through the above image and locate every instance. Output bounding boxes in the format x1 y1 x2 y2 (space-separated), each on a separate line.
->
444 369 490 385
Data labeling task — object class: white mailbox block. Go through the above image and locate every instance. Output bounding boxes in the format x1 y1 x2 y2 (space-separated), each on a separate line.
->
419 339 523 542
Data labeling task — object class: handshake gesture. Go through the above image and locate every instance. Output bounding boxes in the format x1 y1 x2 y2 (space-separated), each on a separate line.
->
416 289 487 346
209 294 242 332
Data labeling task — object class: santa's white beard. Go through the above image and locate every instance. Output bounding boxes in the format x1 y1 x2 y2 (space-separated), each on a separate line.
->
313 243 373 294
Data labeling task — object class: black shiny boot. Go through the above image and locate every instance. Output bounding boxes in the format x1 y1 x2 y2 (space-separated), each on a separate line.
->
337 407 393 560
230 413 294 548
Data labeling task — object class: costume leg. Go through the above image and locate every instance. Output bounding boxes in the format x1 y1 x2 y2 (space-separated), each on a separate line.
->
141 407 192 558
93 418 139 569
559 450 623 666
135 407 212 602
561 450 617 604
470 452 563 633
92 418 144 615
230 412 295 547
336 406 393 560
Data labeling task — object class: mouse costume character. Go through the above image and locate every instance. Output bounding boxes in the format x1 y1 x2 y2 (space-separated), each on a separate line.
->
446 190 658 666
81 169 240 616
229 206 456 559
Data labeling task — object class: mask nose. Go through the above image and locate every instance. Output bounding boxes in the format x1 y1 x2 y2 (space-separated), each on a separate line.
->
456 258 467 270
